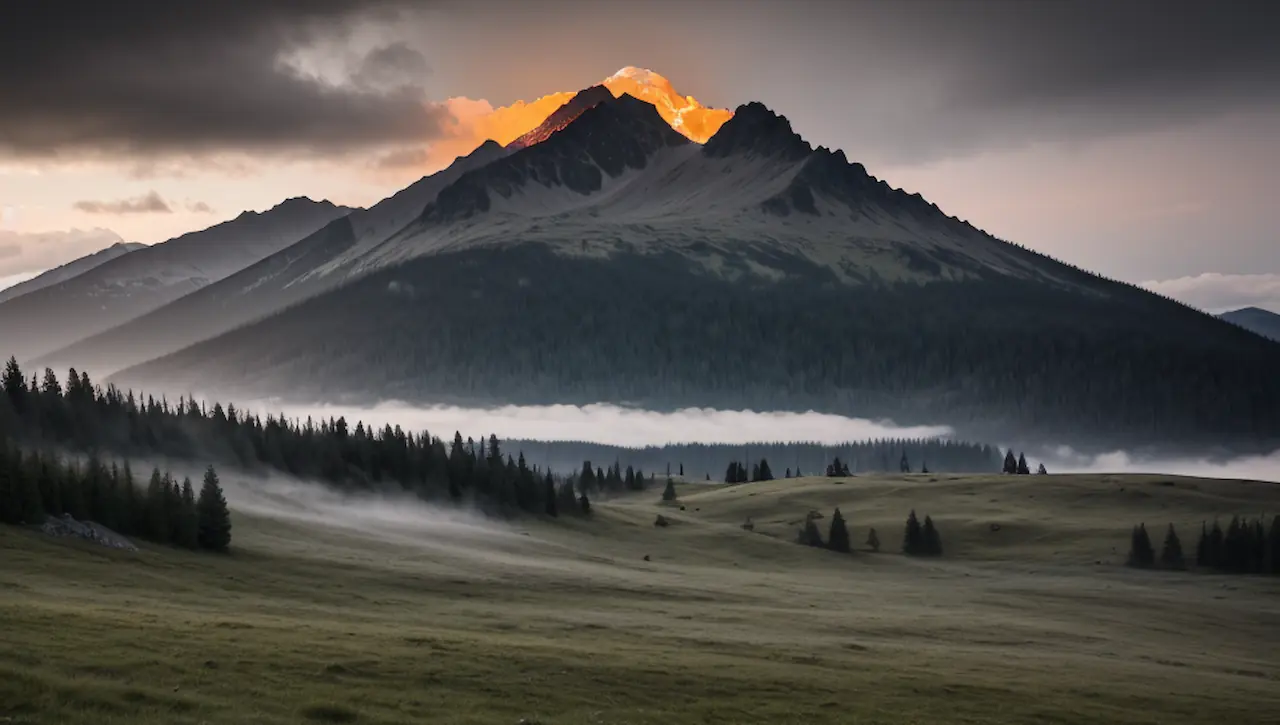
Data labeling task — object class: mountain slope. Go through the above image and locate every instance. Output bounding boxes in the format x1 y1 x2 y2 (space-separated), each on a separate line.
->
38 141 509 377
507 85 614 150
1221 307 1280 342
0 197 350 363
111 96 1280 453
0 241 146 304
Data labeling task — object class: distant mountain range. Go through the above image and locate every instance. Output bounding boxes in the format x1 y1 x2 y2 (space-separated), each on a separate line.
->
4 69 1278 453
0 198 350 362
0 241 145 305
1220 307 1280 342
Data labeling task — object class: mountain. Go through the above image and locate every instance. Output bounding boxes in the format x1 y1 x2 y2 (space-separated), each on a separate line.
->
601 66 732 143
110 94 1280 453
0 197 350 363
37 140 509 377
1221 307 1280 342
507 85 614 150
0 241 146 304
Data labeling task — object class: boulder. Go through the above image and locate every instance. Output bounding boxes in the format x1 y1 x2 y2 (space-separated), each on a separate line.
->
41 514 138 551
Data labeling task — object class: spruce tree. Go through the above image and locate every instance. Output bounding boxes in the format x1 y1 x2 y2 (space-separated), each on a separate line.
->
1016 453 1031 475
1208 520 1225 570
903 510 923 555
146 468 170 542
578 491 591 515
1195 522 1209 568
922 516 943 556
662 478 678 502
827 508 851 553
757 458 773 481
543 472 558 517
1269 515 1280 575
899 450 910 473
176 477 199 550
866 527 880 553
0 442 19 524
1160 524 1185 570
1002 449 1017 474
1126 523 1156 569
798 513 824 548
196 465 232 552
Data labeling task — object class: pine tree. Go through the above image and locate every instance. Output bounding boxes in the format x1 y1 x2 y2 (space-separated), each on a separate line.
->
578 491 591 515
903 510 923 555
2 357 26 412
785 467 791 478
1002 449 1017 474
1016 453 1031 475
866 527 880 553
798 513 824 548
662 478 678 502
1160 524 1185 570
922 516 943 556
1269 515 1280 575
1126 523 1156 569
196 465 232 552
756 458 773 481
1208 520 1225 569
827 508 851 553
146 468 170 542
176 477 199 549
899 450 910 473
1195 522 1209 568
543 472 558 517
0 442 19 524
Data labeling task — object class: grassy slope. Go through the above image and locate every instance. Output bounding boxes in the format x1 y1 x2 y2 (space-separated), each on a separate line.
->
2 473 1279 725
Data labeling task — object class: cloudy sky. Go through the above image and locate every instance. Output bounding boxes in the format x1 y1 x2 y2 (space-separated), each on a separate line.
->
2 0 1277 310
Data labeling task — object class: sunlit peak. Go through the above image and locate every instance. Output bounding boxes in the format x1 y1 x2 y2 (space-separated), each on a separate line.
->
600 67 731 143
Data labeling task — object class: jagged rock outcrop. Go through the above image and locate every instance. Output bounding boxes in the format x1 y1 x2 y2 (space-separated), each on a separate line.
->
41 513 138 551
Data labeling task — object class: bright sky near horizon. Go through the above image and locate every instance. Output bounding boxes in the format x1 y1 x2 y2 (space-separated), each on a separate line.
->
2 0 1278 310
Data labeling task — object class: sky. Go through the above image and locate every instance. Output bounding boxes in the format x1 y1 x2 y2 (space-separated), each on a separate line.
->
1 0 1278 310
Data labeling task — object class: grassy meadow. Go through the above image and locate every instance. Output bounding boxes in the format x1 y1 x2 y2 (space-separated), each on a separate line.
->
2 472 1279 724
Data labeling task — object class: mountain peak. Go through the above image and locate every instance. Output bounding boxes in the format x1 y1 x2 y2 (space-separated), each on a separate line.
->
702 101 811 161
508 85 615 150
601 67 732 143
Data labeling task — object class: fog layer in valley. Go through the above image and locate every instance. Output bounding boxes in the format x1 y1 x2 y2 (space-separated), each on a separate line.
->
1048 447 1280 484
243 399 954 446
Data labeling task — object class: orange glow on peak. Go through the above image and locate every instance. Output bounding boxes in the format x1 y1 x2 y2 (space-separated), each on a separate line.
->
414 68 732 175
602 67 732 144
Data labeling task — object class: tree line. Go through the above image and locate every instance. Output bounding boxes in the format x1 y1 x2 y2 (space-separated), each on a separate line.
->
0 443 232 552
1126 517 1280 575
794 507 942 557
0 358 621 519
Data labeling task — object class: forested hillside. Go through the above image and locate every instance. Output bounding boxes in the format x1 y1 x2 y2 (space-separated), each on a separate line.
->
0 359 619 517
113 245 1280 454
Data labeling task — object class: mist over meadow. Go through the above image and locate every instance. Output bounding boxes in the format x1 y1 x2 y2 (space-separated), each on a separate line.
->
236 399 1280 483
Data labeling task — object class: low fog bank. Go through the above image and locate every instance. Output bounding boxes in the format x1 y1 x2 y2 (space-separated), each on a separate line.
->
1044 447 1280 483
239 399 954 447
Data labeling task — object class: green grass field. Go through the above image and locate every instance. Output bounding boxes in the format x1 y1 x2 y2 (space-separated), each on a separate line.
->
3 473 1279 724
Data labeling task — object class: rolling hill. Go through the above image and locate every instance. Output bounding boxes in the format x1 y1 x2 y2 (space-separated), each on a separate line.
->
105 93 1280 453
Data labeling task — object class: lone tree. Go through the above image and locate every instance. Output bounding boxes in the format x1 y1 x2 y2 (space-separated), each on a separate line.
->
1160 524 1185 570
899 450 911 473
866 527 880 552
1002 449 1018 474
1016 453 1031 475
196 465 231 552
662 477 678 502
798 512 824 548
922 516 943 556
1126 523 1156 568
1037 463 1048 475
903 510 924 555
827 508 851 553
578 491 591 515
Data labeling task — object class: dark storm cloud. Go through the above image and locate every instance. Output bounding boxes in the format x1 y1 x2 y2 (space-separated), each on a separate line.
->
800 0 1280 161
0 0 445 160
74 192 173 215
352 41 432 91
